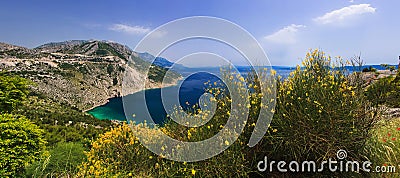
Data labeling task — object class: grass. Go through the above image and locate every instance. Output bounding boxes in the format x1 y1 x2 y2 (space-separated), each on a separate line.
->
364 117 400 177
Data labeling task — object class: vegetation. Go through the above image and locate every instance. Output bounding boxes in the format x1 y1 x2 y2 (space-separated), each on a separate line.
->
365 71 400 108
1 49 400 177
77 67 258 177
362 66 377 72
364 117 400 178
130 55 181 83
96 42 127 60
76 49 400 177
0 114 46 177
13 95 112 146
0 73 31 113
256 50 376 177
0 73 112 176
25 142 87 177
381 64 397 72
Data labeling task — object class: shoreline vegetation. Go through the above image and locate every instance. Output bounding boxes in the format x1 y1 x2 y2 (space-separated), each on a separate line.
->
1 47 400 177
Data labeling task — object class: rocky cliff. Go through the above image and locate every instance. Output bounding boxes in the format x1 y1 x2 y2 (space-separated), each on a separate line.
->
0 40 181 111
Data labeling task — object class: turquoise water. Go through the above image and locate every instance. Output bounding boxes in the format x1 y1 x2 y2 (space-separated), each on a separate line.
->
87 97 126 120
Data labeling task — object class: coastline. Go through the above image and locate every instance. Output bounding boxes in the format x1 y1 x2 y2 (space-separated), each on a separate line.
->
83 100 111 112
83 78 182 113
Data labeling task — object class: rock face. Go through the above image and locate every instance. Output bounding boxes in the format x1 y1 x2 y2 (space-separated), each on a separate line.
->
0 40 181 111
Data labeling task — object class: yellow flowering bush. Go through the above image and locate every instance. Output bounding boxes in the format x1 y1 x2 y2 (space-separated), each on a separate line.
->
259 49 376 175
77 124 157 177
78 122 251 177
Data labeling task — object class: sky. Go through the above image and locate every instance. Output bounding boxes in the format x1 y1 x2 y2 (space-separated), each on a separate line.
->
0 0 399 66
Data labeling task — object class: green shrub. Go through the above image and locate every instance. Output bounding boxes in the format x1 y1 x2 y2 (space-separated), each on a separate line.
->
362 66 377 73
0 114 46 177
13 96 112 146
0 73 31 113
365 72 400 108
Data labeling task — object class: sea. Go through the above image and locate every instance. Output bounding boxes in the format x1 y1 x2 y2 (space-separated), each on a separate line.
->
87 65 397 124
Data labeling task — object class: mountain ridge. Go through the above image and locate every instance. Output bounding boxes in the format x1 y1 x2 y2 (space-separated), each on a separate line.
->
0 40 182 111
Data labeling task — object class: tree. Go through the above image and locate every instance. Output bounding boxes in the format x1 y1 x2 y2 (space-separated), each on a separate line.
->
0 114 46 177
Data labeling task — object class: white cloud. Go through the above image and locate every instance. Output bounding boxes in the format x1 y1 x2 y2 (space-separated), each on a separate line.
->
314 4 376 24
264 24 306 44
109 24 151 35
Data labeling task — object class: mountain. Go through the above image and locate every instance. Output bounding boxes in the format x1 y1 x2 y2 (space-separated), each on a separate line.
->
0 42 36 58
36 40 133 60
138 52 185 69
0 40 181 111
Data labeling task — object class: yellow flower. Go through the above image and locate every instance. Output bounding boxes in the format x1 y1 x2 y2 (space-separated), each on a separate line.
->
191 169 196 175
225 140 230 145
272 129 277 132
187 130 192 139
271 69 276 76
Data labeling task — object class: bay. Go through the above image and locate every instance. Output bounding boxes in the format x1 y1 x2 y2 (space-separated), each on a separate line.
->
87 65 390 123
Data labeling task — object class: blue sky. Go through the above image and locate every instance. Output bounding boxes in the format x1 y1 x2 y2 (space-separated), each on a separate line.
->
0 0 399 66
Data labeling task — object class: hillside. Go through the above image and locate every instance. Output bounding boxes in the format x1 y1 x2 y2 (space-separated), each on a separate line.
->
138 52 186 70
0 40 181 111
